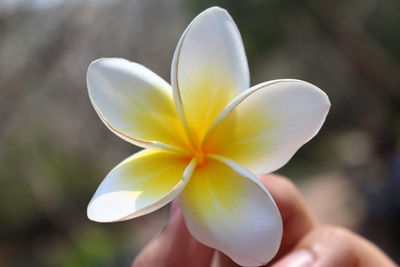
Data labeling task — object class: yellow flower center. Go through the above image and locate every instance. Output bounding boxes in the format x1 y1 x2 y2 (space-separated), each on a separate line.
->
182 119 221 167
193 148 206 165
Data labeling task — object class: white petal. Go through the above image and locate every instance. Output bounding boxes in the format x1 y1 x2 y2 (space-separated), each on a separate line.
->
87 58 189 153
205 79 330 174
171 7 249 145
87 150 196 222
180 157 282 266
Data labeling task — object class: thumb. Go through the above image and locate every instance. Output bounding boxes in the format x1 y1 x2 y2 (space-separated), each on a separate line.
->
271 225 396 267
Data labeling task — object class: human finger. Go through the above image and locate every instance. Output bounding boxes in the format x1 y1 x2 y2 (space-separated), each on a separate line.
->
259 174 319 260
132 200 214 267
271 225 396 267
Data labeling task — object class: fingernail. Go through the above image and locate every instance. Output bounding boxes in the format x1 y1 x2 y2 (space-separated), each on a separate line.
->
273 249 314 267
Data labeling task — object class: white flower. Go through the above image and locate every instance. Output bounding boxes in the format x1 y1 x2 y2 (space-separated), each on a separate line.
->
86 6 330 266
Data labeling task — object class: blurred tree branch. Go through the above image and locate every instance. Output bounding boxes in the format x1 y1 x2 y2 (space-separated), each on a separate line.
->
307 0 400 99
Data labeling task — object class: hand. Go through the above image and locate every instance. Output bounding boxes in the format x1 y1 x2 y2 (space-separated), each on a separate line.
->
132 175 396 267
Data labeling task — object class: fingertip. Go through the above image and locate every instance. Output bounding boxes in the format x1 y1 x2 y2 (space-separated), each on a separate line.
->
257 174 307 222
168 199 180 219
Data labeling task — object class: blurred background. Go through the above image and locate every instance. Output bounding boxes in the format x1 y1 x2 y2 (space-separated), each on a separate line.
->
0 0 399 266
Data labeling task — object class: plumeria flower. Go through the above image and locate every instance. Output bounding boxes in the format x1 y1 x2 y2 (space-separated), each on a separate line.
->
86 6 330 266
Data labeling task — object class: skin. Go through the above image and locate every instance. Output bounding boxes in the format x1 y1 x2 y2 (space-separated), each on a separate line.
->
132 175 396 267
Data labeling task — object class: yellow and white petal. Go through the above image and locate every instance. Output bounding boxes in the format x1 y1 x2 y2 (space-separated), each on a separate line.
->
205 79 330 174
87 58 189 153
171 7 249 145
87 150 196 223
180 158 282 266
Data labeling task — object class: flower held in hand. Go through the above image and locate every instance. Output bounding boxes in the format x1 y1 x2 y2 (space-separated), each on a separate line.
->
86 6 330 266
